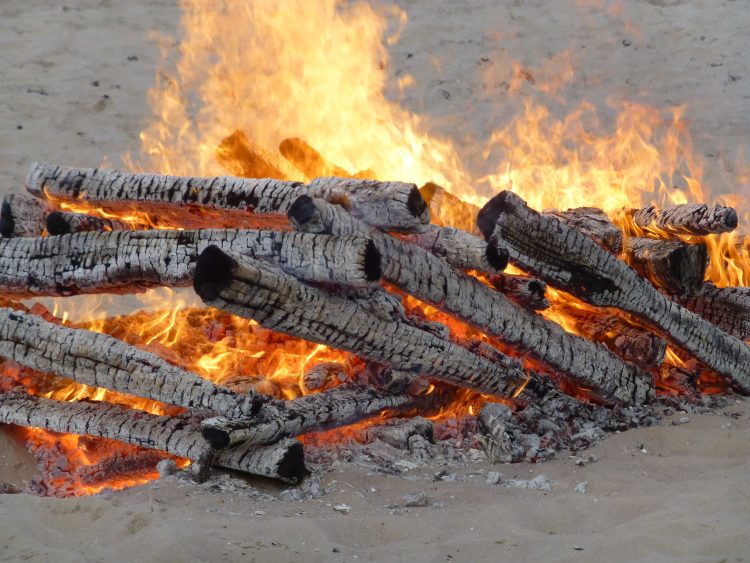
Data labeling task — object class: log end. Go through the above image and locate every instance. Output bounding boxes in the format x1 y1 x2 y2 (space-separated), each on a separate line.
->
485 243 510 271
275 440 309 483
194 245 237 302
0 199 14 237
723 206 739 230
477 191 525 239
407 185 428 219
363 239 383 282
202 426 231 449
45 211 72 235
288 195 322 232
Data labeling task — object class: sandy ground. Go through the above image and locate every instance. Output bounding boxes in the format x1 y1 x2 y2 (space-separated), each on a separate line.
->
0 0 749 561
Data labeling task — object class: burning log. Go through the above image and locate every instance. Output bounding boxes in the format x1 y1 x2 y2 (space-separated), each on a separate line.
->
26 162 428 231
486 273 549 311
624 237 708 297
419 182 479 233
288 196 654 405
545 207 623 253
0 392 307 483
478 190 750 393
278 137 375 179
553 303 666 367
193 246 529 399
216 130 303 180
201 383 415 449
0 194 47 238
631 203 738 235
400 225 509 274
678 283 750 341
0 307 256 416
45 210 130 235
0 229 381 297
301 363 347 392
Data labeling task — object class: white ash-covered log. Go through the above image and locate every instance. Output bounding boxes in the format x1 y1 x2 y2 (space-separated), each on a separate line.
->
677 283 750 341
624 237 708 297
630 202 738 235
0 194 47 238
478 190 750 394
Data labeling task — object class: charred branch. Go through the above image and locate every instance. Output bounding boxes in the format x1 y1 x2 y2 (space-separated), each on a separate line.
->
678 283 750 341
545 207 623 253
624 237 708 297
631 203 738 235
46 210 130 235
486 273 549 311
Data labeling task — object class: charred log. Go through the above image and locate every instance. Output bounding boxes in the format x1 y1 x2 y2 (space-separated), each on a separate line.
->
46 210 130 235
478 190 750 394
419 182 479 234
678 283 750 341
278 138 375 180
631 203 738 235
624 237 708 297
486 273 549 311
545 207 623 253
0 194 47 238
216 130 302 181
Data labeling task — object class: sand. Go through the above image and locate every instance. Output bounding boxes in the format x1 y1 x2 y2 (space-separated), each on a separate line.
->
0 0 749 561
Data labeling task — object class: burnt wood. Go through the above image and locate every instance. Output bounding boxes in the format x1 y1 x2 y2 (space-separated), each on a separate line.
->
545 207 623 253
0 194 47 238
678 283 750 341
486 273 549 311
631 203 738 235
624 237 708 297
46 210 130 235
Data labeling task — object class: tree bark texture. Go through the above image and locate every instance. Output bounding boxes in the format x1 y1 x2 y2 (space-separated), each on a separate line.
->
678 283 750 341
545 207 623 253
631 203 738 235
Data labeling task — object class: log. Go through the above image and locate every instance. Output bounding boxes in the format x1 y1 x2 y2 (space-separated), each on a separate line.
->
486 273 549 311
553 303 666 367
278 138 375 179
45 210 130 235
631 203 738 235
301 363 348 393
0 392 307 483
678 283 750 341
288 196 654 405
477 402 524 463
193 246 529 399
477 190 750 393
624 237 708 297
0 194 47 238
26 162 428 231
419 182 479 234
544 207 623 253
0 307 256 416
400 225 508 274
216 130 302 181
0 229 381 297
201 383 414 449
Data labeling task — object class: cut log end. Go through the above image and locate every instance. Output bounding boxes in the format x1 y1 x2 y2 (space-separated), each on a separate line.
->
288 195 322 231
0 200 14 237
407 185 428 220
273 440 308 483
476 190 517 239
485 243 510 272
45 211 72 235
202 426 231 450
193 245 238 302
363 240 382 282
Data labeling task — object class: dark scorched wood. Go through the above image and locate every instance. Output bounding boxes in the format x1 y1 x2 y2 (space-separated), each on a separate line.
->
631 203 738 235
624 237 708 297
46 210 130 235
486 273 549 311
0 194 47 238
545 207 623 253
678 283 750 341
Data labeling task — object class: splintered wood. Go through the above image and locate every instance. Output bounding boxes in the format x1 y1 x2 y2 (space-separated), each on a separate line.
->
0 158 747 492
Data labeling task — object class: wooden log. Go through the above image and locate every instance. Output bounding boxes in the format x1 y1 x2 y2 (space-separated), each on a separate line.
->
631 203 738 235
553 303 666 367
544 207 623 253
288 196 654 405
278 137 375 179
0 392 307 483
301 363 347 393
419 182 479 233
216 130 302 181
0 307 256 416
624 237 708 297
45 210 130 235
0 229 380 297
477 190 750 393
477 402 524 463
201 383 414 449
400 225 508 274
486 273 549 311
193 246 529 399
678 283 750 341
0 194 47 238
26 162 428 231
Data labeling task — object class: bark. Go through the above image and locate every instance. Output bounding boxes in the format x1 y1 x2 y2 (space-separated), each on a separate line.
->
0 391 307 483
26 161 427 231
0 194 47 238
0 307 256 416
0 229 380 297
46 210 130 235
288 196 654 405
193 246 529 399
278 137 376 180
400 225 509 274
678 283 750 341
486 273 549 311
419 182 480 234
216 130 303 181
201 383 414 449
624 237 708 297
631 203 738 235
545 207 623 253
478 190 750 393
553 303 667 368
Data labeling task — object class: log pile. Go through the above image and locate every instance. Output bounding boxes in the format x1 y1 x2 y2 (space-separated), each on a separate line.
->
0 157 747 495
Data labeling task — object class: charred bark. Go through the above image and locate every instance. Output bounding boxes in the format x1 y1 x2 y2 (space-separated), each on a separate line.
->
0 194 47 238
288 196 654 405
545 207 623 253
624 237 708 297
486 273 549 311
46 210 130 235
678 283 750 341
478 190 750 393
631 203 738 235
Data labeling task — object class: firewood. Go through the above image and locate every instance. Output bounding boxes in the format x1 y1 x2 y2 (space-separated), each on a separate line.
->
631 203 738 235
216 130 303 180
45 210 130 235
419 182 479 233
0 194 47 237
544 207 623 253
0 229 381 297
0 307 256 416
278 137 376 179
26 162 428 231
678 283 750 341
301 363 347 392
201 383 415 449
478 190 750 393
477 403 523 463
624 237 708 297
0 391 307 483
553 303 666 367
193 246 529 399
288 196 654 405
486 273 549 311
400 225 509 274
